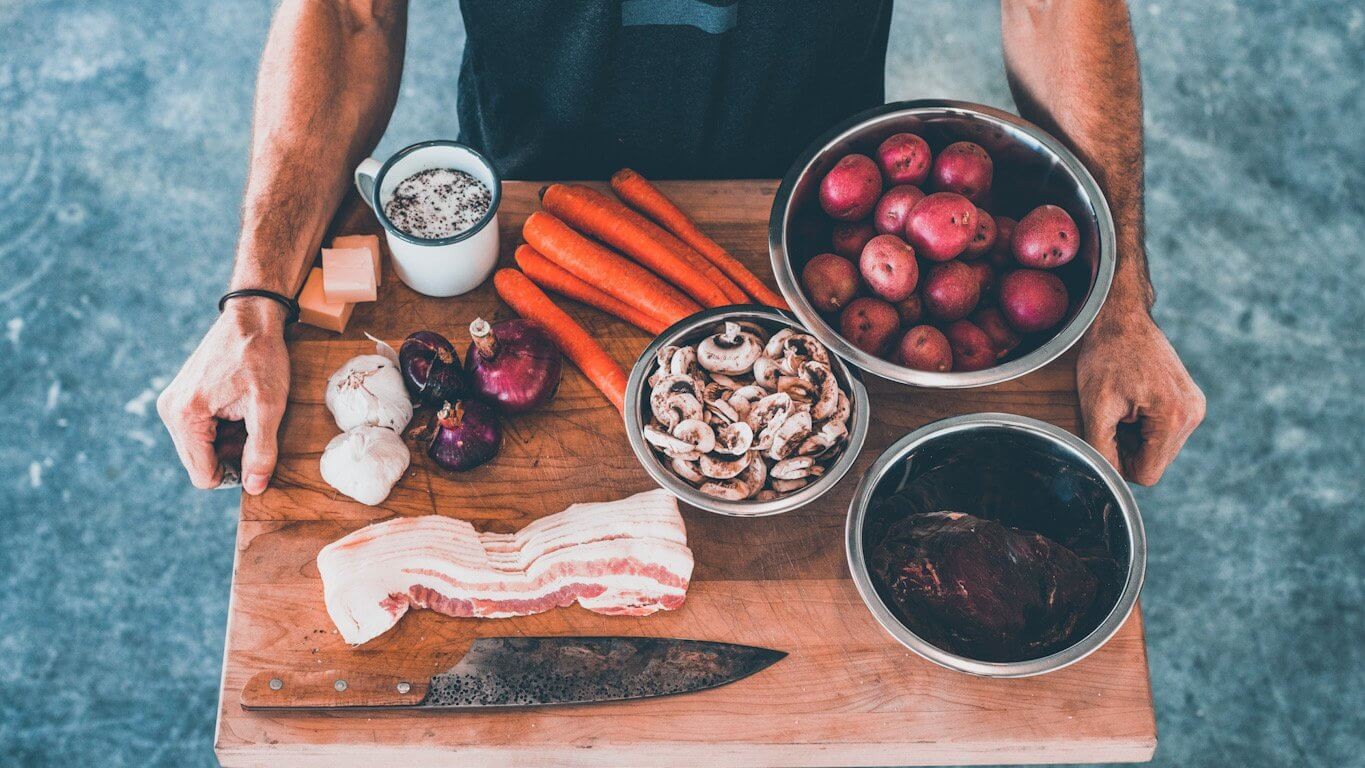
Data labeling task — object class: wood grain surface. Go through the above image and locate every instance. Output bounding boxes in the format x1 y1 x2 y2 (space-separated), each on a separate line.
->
214 181 1156 767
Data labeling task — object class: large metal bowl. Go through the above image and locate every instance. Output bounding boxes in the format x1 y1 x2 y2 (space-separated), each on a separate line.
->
625 306 871 517
769 100 1116 388
845 413 1146 677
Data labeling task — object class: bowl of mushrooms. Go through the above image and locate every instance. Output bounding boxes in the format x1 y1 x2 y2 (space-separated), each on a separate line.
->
625 306 870 516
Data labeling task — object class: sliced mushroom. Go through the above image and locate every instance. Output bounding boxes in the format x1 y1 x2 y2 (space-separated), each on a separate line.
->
699 478 749 500
706 398 740 425
767 410 813 461
649 345 680 387
770 477 811 493
713 421 754 456
701 380 733 404
754 489 780 501
699 452 765 500
744 392 794 434
699 450 751 480
669 346 697 375
650 374 703 429
643 424 701 461
696 322 763 375
772 456 825 480
777 375 816 403
727 384 767 421
751 356 781 389
798 421 846 458
763 328 795 358
765 330 830 376
800 361 840 420
672 418 716 454
734 321 770 346
741 451 767 498
707 372 745 389
671 456 705 484
827 391 851 426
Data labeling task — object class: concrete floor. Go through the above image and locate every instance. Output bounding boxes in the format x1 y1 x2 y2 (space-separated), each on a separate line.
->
0 1 1360 766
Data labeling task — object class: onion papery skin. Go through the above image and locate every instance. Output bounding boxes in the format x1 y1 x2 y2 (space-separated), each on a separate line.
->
464 318 563 414
427 400 502 472
400 331 465 407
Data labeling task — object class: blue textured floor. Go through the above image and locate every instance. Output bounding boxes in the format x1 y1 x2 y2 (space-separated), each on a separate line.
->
0 1 1360 766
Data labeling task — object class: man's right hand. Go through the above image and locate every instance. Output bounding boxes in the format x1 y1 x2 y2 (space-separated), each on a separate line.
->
157 298 290 494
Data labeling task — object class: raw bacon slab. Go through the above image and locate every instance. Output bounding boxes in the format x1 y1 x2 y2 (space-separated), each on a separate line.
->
318 489 693 644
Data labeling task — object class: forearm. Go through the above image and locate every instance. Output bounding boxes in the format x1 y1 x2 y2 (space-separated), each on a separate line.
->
1001 0 1152 314
230 0 407 297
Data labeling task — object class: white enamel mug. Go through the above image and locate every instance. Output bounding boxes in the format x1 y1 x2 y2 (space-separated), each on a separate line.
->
354 140 501 297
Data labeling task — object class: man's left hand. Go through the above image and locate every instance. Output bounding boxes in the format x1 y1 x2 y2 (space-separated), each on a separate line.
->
1077 304 1205 485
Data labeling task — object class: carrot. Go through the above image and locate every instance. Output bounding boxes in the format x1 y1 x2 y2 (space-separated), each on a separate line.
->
493 269 628 415
611 168 790 309
540 183 746 308
522 211 701 324
514 244 671 335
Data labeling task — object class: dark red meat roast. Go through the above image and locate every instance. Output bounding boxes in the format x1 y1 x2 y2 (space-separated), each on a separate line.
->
869 510 1099 661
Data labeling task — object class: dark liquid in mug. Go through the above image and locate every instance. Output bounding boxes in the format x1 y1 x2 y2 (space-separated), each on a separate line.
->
384 168 492 240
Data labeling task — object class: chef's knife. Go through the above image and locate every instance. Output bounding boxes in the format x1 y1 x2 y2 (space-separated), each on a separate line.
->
241 636 785 710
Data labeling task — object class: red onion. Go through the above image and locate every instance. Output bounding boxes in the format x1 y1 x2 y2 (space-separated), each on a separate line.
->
464 318 562 414
400 331 465 407
427 400 502 472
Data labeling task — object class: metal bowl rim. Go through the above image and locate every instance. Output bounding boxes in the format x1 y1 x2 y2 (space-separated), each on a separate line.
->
625 305 871 517
769 99 1117 389
843 412 1147 677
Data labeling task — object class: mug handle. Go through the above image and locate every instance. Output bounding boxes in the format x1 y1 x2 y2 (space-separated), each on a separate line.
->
354 157 383 211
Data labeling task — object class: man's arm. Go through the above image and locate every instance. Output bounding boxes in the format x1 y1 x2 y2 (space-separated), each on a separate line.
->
1001 0 1204 484
158 0 408 494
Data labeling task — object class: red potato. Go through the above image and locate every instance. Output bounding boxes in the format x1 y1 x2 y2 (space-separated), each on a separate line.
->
971 306 1021 359
895 324 953 372
802 253 860 312
873 185 926 235
921 261 981 322
961 207 996 259
876 132 932 186
963 260 996 303
831 220 877 260
840 297 901 356
905 192 977 262
931 142 994 202
1012 204 1080 268
819 154 883 221
988 215 1018 269
859 234 919 302
999 268 1070 333
894 293 923 326
944 320 996 371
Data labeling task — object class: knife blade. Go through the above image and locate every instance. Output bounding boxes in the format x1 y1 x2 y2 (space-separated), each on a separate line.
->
240 636 786 711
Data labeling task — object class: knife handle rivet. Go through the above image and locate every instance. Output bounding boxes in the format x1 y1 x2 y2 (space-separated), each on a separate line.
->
268 678 283 691
397 682 411 694
334 679 348 692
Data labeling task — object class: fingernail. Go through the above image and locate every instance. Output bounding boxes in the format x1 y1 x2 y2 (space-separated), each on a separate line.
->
245 473 269 495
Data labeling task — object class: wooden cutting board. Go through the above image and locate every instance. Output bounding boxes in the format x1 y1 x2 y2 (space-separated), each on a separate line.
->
214 181 1156 767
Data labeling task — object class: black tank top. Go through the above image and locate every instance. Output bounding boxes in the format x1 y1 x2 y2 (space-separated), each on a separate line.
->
456 0 893 180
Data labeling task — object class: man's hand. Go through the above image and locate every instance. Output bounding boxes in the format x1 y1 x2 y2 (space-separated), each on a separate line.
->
157 299 290 494
1077 303 1205 485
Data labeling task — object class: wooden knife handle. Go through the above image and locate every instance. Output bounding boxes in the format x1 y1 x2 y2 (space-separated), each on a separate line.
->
241 670 429 710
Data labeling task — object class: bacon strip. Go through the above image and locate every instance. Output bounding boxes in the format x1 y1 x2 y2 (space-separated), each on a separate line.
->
317 490 693 644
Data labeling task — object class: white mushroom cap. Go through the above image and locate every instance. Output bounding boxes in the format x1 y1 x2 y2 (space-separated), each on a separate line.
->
696 322 763 375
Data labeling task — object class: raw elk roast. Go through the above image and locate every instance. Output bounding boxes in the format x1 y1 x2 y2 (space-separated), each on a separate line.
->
869 511 1099 661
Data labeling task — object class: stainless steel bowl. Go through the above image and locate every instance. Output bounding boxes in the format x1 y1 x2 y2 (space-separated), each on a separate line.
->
769 100 1116 388
625 306 871 517
845 413 1146 677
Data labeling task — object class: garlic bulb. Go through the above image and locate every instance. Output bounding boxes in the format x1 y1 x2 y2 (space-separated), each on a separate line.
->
319 426 411 506
326 339 413 432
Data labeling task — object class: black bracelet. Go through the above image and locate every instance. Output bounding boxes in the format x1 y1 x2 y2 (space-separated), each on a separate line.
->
218 289 301 325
